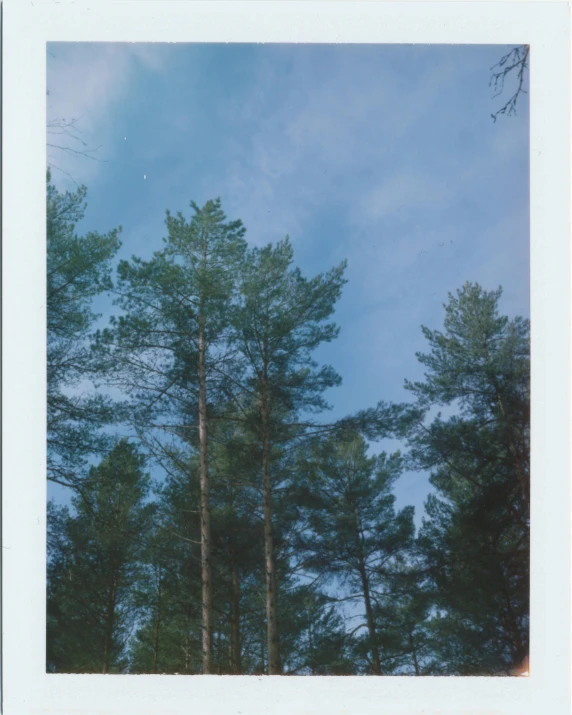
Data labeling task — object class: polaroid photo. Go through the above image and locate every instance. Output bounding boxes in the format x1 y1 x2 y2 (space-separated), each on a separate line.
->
2 1 570 714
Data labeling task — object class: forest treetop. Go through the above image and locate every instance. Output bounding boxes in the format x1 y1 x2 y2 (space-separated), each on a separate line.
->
47 171 529 676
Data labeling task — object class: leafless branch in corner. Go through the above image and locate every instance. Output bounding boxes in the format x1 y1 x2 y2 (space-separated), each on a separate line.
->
46 108 107 183
489 45 529 122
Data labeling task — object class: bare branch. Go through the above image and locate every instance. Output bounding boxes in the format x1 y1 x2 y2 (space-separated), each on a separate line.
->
490 45 529 122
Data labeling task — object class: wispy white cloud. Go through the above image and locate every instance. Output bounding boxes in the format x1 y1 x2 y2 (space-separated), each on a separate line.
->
207 45 491 253
359 169 448 223
47 43 171 187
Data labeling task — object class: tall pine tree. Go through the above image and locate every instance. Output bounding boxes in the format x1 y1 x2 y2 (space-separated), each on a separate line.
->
97 199 246 672
406 283 529 674
231 239 347 673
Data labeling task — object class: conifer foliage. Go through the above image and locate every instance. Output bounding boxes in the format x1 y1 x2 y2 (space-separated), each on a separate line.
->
47 440 151 673
407 284 530 675
47 171 121 490
47 183 530 676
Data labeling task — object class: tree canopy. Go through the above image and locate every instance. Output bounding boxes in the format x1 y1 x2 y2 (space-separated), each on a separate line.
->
47 185 529 676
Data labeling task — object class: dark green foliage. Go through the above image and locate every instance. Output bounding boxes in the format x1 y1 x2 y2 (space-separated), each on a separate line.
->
128 419 265 675
371 567 434 675
277 586 355 675
230 238 348 673
95 197 246 425
234 238 347 418
47 440 151 673
94 198 248 672
408 283 529 675
298 435 416 674
47 171 121 489
129 468 203 675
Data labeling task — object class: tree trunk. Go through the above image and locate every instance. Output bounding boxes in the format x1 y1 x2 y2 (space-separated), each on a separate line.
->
308 615 316 675
216 620 222 673
409 628 420 676
261 375 281 674
358 564 382 675
260 624 266 674
153 612 160 674
184 611 191 674
198 304 213 674
150 564 162 673
102 570 118 674
354 525 382 675
491 378 529 510
498 558 526 665
230 555 242 674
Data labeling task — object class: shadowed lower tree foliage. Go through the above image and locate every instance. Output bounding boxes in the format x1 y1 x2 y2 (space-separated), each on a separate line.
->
128 461 204 675
47 171 121 491
127 413 353 676
297 435 416 674
275 585 355 675
47 440 152 673
406 283 529 675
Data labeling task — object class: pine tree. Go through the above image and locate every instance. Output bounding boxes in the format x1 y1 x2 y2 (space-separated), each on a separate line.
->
97 198 246 673
47 440 151 672
406 282 529 674
47 171 121 489
277 585 355 675
231 238 347 673
208 419 265 674
129 457 204 674
128 423 264 675
299 434 415 674
368 563 433 675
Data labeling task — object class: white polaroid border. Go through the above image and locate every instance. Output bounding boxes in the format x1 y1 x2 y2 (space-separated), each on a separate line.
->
3 1 570 714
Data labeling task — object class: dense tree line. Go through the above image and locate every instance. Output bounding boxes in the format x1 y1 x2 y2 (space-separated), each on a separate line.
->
46 175 529 676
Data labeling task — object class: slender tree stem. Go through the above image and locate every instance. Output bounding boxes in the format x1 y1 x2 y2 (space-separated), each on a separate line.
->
354 522 382 675
261 373 281 674
198 296 213 674
230 553 242 674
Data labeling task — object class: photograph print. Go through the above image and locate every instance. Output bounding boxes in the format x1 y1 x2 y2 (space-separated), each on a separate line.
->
46 42 530 676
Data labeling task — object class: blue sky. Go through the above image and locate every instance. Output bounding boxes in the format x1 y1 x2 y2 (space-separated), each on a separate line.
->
47 42 530 525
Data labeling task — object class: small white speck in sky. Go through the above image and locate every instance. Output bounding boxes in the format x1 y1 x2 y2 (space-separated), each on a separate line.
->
143 174 147 180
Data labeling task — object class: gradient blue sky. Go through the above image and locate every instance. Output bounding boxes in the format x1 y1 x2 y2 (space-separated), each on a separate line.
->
47 42 530 525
